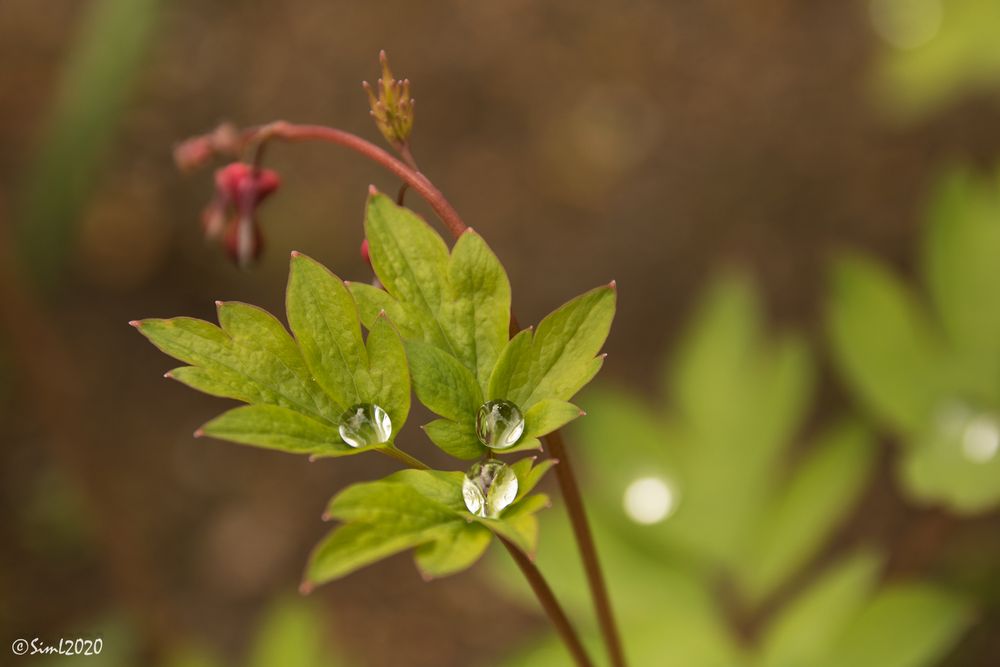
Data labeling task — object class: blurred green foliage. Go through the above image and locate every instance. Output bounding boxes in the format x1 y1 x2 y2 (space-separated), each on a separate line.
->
875 0 1000 119
497 275 973 666
828 166 1000 511
14 0 159 288
165 598 350 667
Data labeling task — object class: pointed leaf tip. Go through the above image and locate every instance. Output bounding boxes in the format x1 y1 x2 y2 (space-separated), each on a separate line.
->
290 250 302 258
321 511 332 521
298 581 314 596
193 428 204 438
608 279 617 290
128 320 142 328
368 184 378 196
214 300 224 308
163 371 173 379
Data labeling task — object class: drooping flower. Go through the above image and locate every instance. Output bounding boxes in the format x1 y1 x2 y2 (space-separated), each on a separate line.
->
201 162 281 268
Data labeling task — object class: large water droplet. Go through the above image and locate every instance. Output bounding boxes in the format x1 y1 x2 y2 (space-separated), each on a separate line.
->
338 403 392 448
623 476 678 525
476 400 525 450
463 460 519 518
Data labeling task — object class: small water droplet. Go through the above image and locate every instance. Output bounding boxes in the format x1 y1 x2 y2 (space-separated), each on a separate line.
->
462 460 519 518
623 476 678 525
476 400 525 450
338 403 392 448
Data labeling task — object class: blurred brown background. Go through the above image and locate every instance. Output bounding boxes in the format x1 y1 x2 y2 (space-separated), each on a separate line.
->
2 1 999 665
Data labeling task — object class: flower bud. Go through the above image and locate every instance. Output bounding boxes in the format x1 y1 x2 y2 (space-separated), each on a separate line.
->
363 51 414 149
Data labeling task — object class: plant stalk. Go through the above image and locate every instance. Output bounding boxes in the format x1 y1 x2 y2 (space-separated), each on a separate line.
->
544 429 626 667
499 536 595 667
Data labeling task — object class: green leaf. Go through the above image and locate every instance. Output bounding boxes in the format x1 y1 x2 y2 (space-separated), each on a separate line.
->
659 275 814 566
423 419 484 460
826 254 942 434
348 281 426 341
308 481 462 585
479 511 539 557
307 469 547 585
523 400 583 439
414 522 493 580
406 339 483 421
738 421 876 603
365 313 410 433
922 168 1000 394
488 284 616 410
137 254 412 456
364 194 451 349
199 405 364 457
821 584 972 667
286 252 368 411
438 229 512 388
217 301 340 422
757 551 881 667
363 194 512 391
248 599 345 667
510 457 557 501
899 422 1000 512
138 317 335 422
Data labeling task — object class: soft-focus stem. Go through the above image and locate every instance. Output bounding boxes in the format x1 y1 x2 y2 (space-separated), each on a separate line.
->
499 536 595 667
544 429 626 667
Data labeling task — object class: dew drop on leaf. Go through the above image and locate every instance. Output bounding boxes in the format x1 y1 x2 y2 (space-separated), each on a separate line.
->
462 460 519 518
338 403 392 448
476 399 525 450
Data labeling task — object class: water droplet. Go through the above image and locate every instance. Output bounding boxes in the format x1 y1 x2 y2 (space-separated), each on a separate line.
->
623 476 677 525
463 460 519 518
476 400 525 450
338 403 392 448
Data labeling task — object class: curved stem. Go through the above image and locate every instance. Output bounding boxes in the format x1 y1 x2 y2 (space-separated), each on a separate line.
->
245 122 467 238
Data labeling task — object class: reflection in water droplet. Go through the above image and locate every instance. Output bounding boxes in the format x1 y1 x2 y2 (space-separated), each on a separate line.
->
338 403 392 448
869 0 942 50
623 477 677 525
476 400 525 450
962 415 1000 463
463 460 519 518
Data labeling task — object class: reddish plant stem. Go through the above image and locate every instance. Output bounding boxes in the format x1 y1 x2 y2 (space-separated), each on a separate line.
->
242 122 466 239
235 121 622 666
544 429 626 667
500 536 595 667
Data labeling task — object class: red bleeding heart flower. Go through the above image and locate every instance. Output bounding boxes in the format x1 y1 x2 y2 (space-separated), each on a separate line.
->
201 162 281 268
